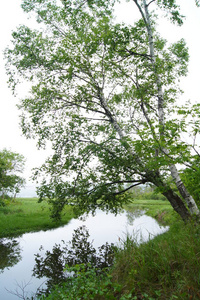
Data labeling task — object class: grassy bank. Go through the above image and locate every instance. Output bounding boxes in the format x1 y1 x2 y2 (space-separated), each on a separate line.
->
0 198 74 238
124 199 178 225
0 198 172 238
42 220 200 300
40 200 200 300
111 220 200 299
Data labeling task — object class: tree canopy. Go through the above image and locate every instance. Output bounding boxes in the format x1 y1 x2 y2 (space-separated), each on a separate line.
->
0 149 25 200
5 0 200 220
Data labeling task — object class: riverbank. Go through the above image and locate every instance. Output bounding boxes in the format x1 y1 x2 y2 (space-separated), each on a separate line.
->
1 198 199 299
124 199 178 225
0 198 172 238
0 198 74 238
43 219 200 300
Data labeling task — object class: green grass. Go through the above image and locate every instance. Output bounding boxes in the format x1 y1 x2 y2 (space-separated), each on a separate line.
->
124 199 178 225
111 220 200 299
0 198 74 238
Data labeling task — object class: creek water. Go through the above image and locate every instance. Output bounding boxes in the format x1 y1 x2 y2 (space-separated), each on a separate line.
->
0 209 168 300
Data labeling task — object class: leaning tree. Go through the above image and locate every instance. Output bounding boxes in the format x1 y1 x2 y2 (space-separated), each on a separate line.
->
5 0 200 220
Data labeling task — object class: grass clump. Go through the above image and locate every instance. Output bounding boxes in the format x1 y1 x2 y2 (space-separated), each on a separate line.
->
0 198 74 238
111 220 200 299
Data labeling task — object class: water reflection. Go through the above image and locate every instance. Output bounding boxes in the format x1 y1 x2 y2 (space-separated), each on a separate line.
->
33 226 115 296
0 209 169 300
125 209 145 225
0 238 21 272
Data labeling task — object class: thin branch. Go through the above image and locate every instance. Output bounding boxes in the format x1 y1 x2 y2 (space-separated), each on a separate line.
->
56 96 107 116
101 44 106 90
113 181 146 195
125 48 151 60
87 179 145 195
132 0 147 26
147 0 156 7
83 117 110 122
72 72 92 86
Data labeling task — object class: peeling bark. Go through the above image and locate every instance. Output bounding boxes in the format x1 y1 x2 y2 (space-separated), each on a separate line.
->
169 164 199 214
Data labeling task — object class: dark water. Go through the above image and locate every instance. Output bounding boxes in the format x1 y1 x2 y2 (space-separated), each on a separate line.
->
0 210 168 299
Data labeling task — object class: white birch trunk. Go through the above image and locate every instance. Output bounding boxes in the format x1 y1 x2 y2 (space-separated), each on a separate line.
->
141 0 199 215
169 164 199 214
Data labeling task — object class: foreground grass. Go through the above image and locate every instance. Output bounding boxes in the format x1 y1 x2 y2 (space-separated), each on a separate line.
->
41 220 200 300
111 220 200 299
0 198 74 238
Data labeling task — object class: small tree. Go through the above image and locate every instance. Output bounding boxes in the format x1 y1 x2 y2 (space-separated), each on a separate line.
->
0 149 25 200
4 0 200 220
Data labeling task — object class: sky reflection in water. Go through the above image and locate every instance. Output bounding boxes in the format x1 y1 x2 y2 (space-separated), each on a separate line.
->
0 209 169 300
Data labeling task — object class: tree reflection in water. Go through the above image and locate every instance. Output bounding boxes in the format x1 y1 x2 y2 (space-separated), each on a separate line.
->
32 226 116 296
0 239 22 272
125 209 145 225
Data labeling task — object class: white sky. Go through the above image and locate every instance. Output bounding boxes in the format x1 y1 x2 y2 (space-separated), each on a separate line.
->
0 0 199 197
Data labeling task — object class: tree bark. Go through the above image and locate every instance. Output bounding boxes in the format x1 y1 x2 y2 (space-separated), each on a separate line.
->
140 0 199 216
162 188 190 221
146 171 190 221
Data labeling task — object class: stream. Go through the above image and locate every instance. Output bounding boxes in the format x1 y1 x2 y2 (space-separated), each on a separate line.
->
0 209 169 299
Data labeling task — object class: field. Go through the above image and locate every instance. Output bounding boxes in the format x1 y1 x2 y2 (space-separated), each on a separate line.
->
0 198 74 238
124 199 178 224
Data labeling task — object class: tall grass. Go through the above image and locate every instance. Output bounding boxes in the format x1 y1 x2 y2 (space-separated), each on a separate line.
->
0 198 74 238
112 220 200 299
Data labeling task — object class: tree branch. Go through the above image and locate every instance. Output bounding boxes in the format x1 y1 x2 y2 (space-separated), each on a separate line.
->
113 181 146 195
147 0 156 7
125 48 151 60
56 96 107 116
87 179 146 195
132 0 148 26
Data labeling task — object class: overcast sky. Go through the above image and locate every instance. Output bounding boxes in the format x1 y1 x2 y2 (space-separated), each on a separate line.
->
0 0 199 197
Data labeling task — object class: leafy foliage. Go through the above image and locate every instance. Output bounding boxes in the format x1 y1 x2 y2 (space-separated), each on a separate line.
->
4 0 200 220
0 149 25 200
181 156 200 206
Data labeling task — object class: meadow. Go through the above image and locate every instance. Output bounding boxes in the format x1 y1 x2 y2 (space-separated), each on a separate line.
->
0 198 74 238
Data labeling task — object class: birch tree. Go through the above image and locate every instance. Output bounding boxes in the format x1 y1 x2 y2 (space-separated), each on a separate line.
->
133 0 199 216
5 0 200 220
